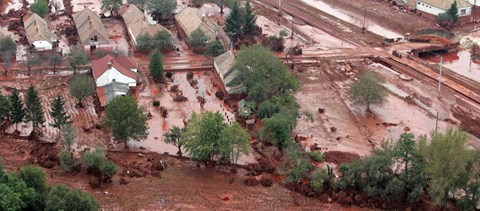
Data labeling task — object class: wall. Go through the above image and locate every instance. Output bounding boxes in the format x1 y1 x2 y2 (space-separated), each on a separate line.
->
417 0 472 16
96 67 136 87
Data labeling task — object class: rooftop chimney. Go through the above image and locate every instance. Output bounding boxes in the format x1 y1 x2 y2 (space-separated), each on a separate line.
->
35 27 38 33
89 21 92 29
108 58 113 69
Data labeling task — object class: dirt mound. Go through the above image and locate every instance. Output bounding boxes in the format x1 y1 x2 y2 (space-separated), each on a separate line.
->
29 142 59 168
452 105 480 138
244 177 259 186
113 152 167 178
323 151 360 165
260 177 273 187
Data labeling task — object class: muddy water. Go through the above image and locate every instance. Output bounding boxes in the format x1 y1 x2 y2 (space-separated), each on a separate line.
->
422 50 480 83
300 0 403 38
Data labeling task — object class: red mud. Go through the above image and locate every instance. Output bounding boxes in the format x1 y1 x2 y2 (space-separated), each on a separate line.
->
323 151 361 165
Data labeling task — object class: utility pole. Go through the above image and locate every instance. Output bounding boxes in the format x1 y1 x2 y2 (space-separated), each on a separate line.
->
362 8 366 34
278 0 282 15
291 16 294 39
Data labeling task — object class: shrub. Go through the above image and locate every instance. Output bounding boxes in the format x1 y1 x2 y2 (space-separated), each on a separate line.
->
165 71 173 78
257 100 280 119
82 149 106 170
308 151 324 162
285 144 313 183
215 91 224 100
152 101 160 107
310 168 329 192
261 35 285 52
100 160 117 182
59 151 76 171
17 165 48 195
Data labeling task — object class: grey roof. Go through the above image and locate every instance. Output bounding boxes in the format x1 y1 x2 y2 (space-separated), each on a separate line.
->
24 13 57 45
104 81 129 104
175 7 219 42
418 0 472 10
73 8 110 46
119 5 172 44
213 51 246 95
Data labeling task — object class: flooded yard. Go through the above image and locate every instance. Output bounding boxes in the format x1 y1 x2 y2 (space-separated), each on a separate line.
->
131 69 256 165
423 50 480 83
102 18 130 55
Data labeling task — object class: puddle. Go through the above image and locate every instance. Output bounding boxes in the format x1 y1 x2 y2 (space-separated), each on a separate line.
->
422 50 480 83
300 0 403 38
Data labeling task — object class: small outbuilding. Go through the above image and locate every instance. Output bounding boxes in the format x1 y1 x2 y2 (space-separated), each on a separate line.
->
96 81 130 107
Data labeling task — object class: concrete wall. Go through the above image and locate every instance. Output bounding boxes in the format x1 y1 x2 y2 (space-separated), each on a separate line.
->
96 67 136 87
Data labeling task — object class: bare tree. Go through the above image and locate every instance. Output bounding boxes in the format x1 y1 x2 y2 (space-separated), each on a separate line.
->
24 53 41 76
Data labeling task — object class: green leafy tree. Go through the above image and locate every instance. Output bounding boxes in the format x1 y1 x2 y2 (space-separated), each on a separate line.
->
68 50 88 75
285 143 313 183
83 149 106 171
242 0 257 35
0 94 11 122
103 96 148 148
164 126 183 156
30 0 49 17
349 71 387 112
146 0 177 19
0 174 42 211
9 89 25 132
218 122 250 164
99 160 117 183
49 94 72 129
45 185 99 211
418 128 473 206
127 0 148 9
101 0 123 16
224 1 243 41
58 150 76 171
149 50 163 83
68 74 95 107
49 53 63 75
261 113 295 150
257 100 280 119
189 29 208 51
153 30 174 50
182 111 227 162
310 168 329 192
447 1 459 22
205 41 226 57
0 37 16 76
17 165 48 196
136 34 153 52
24 53 40 76
235 46 299 103
60 124 76 151
25 85 45 133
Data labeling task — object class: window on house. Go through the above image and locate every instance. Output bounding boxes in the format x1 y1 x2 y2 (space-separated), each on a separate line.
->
461 9 466 15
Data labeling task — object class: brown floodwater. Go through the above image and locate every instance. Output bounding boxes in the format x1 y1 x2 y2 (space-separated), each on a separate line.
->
422 50 480 83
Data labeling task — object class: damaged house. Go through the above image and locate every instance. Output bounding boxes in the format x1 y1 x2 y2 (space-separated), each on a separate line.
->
213 51 246 98
23 13 58 51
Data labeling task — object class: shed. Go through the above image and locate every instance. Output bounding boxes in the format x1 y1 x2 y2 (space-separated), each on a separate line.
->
23 13 57 51
213 51 246 95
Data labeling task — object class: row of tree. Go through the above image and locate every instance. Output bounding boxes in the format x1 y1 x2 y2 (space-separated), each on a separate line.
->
0 161 99 210
225 1 258 41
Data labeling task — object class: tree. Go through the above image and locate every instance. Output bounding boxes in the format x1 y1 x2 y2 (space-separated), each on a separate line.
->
310 168 329 192
164 126 183 156
189 29 208 51
83 149 106 171
67 50 88 75
349 71 386 112
0 174 42 210
205 41 226 57
224 1 243 41
418 128 473 206
49 94 72 129
285 143 313 183
127 0 148 10
25 85 45 133
243 0 257 35
153 30 174 50
45 185 99 211
136 34 153 52
149 50 163 83
181 111 227 162
103 96 148 148
101 0 122 16
60 124 76 151
68 74 95 107
261 113 295 150
0 94 11 122
58 150 76 171
49 53 62 75
235 46 299 103
99 160 117 183
24 53 40 76
30 0 49 17
447 1 459 22
9 89 25 132
0 37 16 76
17 165 48 196
218 122 250 164
257 100 280 119
146 0 177 19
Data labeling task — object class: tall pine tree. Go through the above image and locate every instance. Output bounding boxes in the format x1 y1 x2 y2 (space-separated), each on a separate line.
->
9 89 25 131
242 0 257 35
25 85 45 133
225 1 243 41
0 94 11 121
149 50 163 83
50 94 72 129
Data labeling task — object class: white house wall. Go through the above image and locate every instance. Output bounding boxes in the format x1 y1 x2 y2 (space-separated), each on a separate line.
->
417 1 472 16
96 67 137 87
32 40 53 51
467 0 480 6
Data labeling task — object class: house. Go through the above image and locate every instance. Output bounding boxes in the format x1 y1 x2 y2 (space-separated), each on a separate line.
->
175 7 221 45
416 0 473 22
213 51 246 97
23 13 57 51
119 5 173 50
96 81 130 107
92 55 138 106
73 8 110 51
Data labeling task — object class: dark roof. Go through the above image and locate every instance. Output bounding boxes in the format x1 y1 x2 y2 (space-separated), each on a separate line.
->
91 55 137 80
114 55 137 70
96 81 130 107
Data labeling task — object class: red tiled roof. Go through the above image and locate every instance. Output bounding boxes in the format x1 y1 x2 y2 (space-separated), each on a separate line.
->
91 55 137 80
115 55 137 70
96 87 107 107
